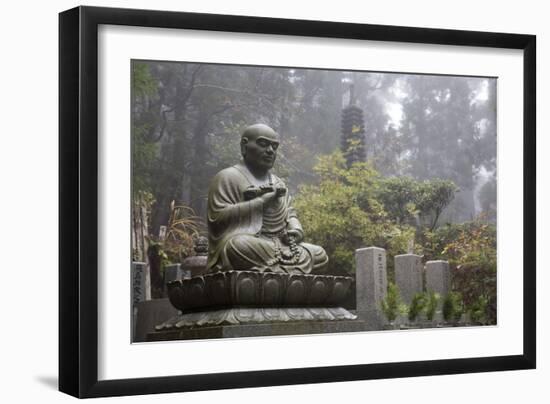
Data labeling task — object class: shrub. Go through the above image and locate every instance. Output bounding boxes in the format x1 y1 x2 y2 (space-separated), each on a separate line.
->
442 292 464 323
381 283 406 322
408 293 427 322
469 295 490 324
425 291 441 321
441 221 496 324
294 152 456 275
419 220 496 325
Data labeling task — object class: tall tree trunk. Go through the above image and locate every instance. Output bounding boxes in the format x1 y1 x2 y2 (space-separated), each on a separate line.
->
151 69 192 235
189 110 210 218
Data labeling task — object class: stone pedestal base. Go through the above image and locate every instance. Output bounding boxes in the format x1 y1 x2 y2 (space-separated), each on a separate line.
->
156 306 356 331
150 270 359 341
166 270 354 311
148 317 366 341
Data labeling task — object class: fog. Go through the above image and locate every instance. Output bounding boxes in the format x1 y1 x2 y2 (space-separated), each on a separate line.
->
132 61 496 232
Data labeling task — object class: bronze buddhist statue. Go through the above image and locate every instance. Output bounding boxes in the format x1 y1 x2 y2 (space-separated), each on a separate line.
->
155 124 356 335
207 124 328 274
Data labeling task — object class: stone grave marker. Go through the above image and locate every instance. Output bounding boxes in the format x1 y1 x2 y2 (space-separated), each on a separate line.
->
355 247 387 329
425 260 450 324
394 254 423 304
425 260 450 296
132 261 151 305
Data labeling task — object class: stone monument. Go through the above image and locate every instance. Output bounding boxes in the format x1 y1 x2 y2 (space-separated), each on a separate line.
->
355 247 387 329
132 261 150 304
153 124 358 340
425 260 451 296
394 254 423 304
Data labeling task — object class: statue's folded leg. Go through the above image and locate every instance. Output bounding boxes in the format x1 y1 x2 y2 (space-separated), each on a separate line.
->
300 243 329 272
222 236 329 274
224 234 279 271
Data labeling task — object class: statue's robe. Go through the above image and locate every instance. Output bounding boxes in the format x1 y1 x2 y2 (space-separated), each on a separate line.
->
207 163 328 273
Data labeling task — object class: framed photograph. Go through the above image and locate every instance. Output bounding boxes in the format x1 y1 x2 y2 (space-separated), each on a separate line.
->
59 6 536 398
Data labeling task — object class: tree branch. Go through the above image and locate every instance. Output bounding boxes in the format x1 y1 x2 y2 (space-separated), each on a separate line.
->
150 107 173 143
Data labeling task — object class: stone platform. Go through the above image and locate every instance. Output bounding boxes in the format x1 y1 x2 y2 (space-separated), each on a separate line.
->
156 306 356 330
149 270 358 340
149 318 366 341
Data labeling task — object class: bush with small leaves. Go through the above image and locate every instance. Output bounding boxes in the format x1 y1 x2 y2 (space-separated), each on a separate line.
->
425 290 441 321
469 295 489 324
442 292 464 323
381 283 407 323
408 293 427 322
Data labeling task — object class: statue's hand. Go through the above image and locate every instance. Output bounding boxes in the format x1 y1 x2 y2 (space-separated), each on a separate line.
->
284 229 303 245
259 190 278 205
275 185 287 197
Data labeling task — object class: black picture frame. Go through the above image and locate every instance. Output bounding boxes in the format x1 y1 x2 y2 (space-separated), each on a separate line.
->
59 5 536 398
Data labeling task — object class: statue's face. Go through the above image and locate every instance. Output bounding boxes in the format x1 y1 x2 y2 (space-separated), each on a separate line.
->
241 126 280 171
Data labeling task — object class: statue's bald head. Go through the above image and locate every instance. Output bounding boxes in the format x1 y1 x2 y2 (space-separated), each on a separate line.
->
241 124 279 144
240 124 280 173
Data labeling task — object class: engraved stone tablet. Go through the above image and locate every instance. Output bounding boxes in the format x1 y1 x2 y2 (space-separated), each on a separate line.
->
394 254 423 304
355 247 387 328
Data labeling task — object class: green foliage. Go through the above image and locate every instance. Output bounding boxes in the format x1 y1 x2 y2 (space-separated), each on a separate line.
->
146 200 203 266
381 283 406 322
408 292 427 321
294 151 456 274
147 238 170 269
131 62 160 195
425 290 441 321
416 179 458 230
132 62 158 98
419 220 496 324
376 177 456 229
441 221 496 324
294 153 384 274
132 124 158 194
468 295 490 325
160 201 204 264
442 292 464 323
377 176 419 224
133 189 155 210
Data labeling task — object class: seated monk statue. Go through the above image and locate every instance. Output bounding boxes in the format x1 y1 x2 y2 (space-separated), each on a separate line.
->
207 123 328 274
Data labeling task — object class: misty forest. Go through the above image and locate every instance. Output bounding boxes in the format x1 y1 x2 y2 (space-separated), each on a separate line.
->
132 60 497 324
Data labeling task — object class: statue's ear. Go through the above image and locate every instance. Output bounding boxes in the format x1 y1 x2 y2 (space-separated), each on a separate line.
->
240 137 248 155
